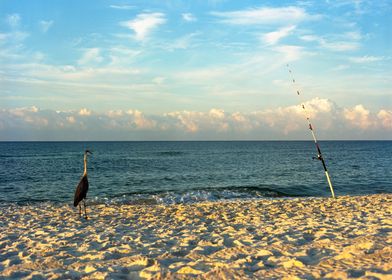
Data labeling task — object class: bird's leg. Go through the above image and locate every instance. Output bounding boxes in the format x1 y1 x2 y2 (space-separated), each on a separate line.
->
83 200 88 219
79 204 82 216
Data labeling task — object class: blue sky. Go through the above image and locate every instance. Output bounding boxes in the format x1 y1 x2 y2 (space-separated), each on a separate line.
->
0 0 391 140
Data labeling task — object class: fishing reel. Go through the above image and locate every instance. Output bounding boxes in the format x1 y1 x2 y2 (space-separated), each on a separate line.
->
312 154 323 161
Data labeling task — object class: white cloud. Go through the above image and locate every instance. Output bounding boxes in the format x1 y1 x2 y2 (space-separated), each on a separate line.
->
6 14 21 28
259 98 341 134
67 116 76 124
79 108 92 116
349 56 383 63
163 32 200 51
172 46 308 88
344 31 362 40
33 52 45 61
321 41 360 52
1 99 390 140
343 104 372 129
106 110 124 118
167 109 229 133
109 46 141 66
166 111 202 132
262 25 296 45
9 106 39 117
209 108 225 119
377 110 392 129
274 45 304 61
152 76 165 85
0 61 149 100
0 33 7 41
211 6 318 25
332 64 350 71
5 106 49 127
120 13 166 41
300 34 361 52
2 31 29 43
176 67 227 83
110 46 141 57
326 0 374 15
127 110 156 129
78 48 103 65
182 13 197 22
231 112 253 131
299 34 319 42
110 5 135 10
39 20 54 33
166 98 338 135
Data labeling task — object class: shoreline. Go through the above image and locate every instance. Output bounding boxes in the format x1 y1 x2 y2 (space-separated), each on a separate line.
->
1 194 391 279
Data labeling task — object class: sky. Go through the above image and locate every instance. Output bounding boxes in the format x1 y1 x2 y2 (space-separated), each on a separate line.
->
0 0 391 140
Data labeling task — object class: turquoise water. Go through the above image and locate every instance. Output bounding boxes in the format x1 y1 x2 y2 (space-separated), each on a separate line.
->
0 141 391 204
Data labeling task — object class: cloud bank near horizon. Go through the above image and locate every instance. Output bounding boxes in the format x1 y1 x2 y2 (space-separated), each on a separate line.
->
1 98 391 141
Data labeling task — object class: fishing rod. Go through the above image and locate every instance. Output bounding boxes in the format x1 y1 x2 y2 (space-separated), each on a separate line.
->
286 64 336 199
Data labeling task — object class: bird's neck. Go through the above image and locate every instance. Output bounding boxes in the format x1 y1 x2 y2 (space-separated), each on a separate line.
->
83 154 87 176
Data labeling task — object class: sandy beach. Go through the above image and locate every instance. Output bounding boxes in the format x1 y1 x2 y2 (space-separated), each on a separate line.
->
0 194 391 279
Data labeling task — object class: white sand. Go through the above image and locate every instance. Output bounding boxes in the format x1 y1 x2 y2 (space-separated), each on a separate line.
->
0 194 391 279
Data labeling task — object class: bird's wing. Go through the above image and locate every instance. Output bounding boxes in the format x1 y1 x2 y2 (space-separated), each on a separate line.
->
73 175 89 207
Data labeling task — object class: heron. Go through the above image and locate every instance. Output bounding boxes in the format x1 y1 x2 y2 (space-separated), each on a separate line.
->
74 150 92 219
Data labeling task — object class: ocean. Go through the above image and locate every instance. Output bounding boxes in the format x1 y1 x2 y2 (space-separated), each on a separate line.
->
0 141 391 205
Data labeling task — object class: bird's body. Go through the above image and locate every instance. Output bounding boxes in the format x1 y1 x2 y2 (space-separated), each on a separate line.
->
74 150 91 219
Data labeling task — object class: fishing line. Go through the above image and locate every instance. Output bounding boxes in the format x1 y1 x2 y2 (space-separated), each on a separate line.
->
286 64 336 199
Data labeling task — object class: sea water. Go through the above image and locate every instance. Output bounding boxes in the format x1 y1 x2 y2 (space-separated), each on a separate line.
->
0 141 391 205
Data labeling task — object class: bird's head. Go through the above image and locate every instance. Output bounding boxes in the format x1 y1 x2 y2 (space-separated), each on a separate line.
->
85 150 92 155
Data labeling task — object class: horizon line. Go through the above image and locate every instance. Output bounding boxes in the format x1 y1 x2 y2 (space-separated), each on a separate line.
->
1 139 391 142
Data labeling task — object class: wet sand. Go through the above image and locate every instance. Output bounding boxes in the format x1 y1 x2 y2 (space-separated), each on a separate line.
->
1 194 391 279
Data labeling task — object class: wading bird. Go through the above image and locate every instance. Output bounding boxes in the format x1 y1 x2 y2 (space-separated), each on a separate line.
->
74 150 92 219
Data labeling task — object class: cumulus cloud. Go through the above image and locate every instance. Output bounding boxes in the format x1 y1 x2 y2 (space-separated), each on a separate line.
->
2 106 48 128
120 13 166 41
79 108 92 116
1 99 390 140
127 110 157 129
166 111 203 132
166 109 230 133
343 104 372 129
377 110 392 129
